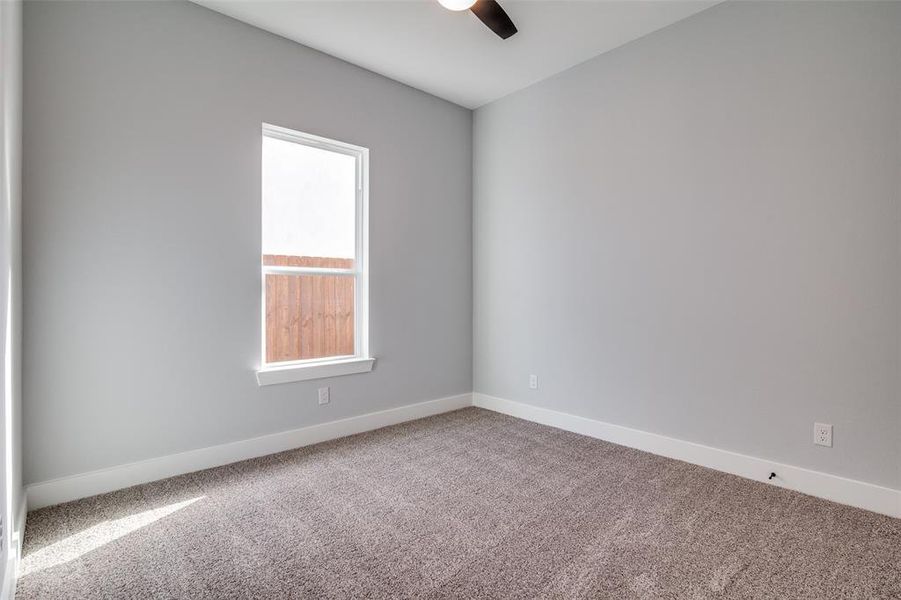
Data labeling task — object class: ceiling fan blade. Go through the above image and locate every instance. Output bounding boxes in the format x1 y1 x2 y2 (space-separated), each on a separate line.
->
469 0 517 40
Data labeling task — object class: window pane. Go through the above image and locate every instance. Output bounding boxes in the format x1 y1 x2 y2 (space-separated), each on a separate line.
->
265 273 355 363
262 136 356 266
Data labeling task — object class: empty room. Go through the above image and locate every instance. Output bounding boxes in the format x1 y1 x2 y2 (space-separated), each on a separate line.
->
0 0 899 597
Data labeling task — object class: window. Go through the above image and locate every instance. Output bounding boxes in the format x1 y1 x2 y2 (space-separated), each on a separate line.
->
256 124 372 385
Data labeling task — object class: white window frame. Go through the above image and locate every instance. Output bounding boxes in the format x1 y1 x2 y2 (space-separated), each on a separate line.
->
256 123 373 386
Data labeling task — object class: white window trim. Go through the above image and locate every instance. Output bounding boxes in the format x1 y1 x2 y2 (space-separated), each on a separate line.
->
256 356 375 386
256 123 373 386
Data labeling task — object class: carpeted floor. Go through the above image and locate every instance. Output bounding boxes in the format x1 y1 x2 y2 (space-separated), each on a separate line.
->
17 408 901 599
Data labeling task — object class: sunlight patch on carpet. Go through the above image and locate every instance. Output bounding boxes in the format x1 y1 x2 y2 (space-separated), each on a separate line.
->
19 497 204 577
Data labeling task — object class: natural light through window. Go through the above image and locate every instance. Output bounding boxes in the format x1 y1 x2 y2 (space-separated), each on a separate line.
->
20 497 204 578
262 138 356 263
258 124 370 384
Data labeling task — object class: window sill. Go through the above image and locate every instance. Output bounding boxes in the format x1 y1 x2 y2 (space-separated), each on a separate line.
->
256 357 375 386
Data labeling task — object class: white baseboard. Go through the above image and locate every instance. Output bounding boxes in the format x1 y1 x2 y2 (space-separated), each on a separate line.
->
24 391 901 520
473 393 901 519
26 393 472 510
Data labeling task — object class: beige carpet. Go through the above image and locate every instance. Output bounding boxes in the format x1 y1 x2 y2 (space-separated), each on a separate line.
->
17 408 901 599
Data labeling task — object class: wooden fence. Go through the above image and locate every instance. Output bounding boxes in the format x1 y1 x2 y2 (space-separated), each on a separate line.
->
264 255 354 363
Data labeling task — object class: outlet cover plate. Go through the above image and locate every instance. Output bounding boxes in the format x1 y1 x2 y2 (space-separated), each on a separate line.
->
814 422 832 447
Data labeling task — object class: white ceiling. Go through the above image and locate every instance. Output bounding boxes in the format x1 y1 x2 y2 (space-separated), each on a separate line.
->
193 0 720 109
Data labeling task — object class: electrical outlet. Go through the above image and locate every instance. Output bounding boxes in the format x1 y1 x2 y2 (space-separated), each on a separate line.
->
318 387 330 405
814 422 832 447
529 374 538 390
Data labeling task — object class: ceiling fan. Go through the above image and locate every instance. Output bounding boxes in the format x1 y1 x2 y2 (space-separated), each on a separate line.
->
438 0 518 40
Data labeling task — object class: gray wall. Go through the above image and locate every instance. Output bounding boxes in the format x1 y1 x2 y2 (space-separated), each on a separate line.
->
474 1 901 488
1 0 23 575
23 1 472 484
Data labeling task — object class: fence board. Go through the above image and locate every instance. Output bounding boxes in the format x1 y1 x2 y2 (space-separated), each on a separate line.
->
264 255 355 363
